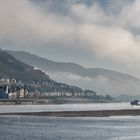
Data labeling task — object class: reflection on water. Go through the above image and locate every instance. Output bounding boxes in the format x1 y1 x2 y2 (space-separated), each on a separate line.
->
0 116 140 140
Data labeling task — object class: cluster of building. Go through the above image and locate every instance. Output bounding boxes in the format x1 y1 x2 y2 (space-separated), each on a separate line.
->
0 85 9 99
0 87 96 100
0 77 17 85
0 77 97 100
0 77 27 99
0 85 28 99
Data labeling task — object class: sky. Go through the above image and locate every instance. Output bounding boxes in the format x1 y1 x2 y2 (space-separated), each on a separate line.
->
1 0 140 77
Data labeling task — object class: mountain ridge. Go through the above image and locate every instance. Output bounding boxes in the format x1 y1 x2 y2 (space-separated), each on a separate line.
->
0 50 50 83
0 49 87 94
7 50 140 96
7 50 139 80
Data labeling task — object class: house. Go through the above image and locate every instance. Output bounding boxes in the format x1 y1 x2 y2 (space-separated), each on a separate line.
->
0 85 8 99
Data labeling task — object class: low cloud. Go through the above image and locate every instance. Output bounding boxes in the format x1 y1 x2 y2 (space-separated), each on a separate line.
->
49 72 140 96
50 72 91 82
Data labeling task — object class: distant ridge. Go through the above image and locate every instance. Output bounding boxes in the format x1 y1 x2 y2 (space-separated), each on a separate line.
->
7 50 140 96
7 50 138 79
7 50 87 75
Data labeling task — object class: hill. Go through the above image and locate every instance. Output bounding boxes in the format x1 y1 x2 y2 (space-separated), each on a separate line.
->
0 50 50 83
0 49 85 94
7 50 140 96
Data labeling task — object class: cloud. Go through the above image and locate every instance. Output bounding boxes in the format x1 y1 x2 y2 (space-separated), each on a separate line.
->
1 0 140 76
0 0 76 46
49 71 140 96
50 72 91 81
119 0 140 31
79 24 140 63
71 3 107 24
70 1 140 75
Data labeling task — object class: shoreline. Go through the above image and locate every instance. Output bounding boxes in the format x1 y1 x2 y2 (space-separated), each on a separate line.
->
0 109 140 117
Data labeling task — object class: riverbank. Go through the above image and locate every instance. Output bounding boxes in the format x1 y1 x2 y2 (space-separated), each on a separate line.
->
1 109 140 117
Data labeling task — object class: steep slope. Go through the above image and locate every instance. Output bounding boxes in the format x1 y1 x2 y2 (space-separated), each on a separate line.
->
7 50 87 76
0 50 50 83
0 49 85 94
8 50 140 96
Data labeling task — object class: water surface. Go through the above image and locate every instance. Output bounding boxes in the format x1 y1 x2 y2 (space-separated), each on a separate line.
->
0 115 140 140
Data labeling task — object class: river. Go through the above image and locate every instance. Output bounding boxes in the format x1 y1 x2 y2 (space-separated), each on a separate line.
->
0 115 140 140
0 103 140 140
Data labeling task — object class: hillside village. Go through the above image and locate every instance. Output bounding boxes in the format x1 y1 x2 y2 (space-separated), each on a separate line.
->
0 76 113 104
0 49 113 104
0 77 82 98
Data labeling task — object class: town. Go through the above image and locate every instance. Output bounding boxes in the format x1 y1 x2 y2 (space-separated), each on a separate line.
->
0 76 113 104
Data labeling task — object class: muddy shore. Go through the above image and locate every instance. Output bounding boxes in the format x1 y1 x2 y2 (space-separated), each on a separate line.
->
0 109 140 117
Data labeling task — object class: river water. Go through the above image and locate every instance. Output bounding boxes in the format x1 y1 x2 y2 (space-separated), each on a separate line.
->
0 103 140 140
0 115 140 140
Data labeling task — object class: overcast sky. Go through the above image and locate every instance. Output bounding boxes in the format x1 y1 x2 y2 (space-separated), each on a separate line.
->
1 0 140 77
